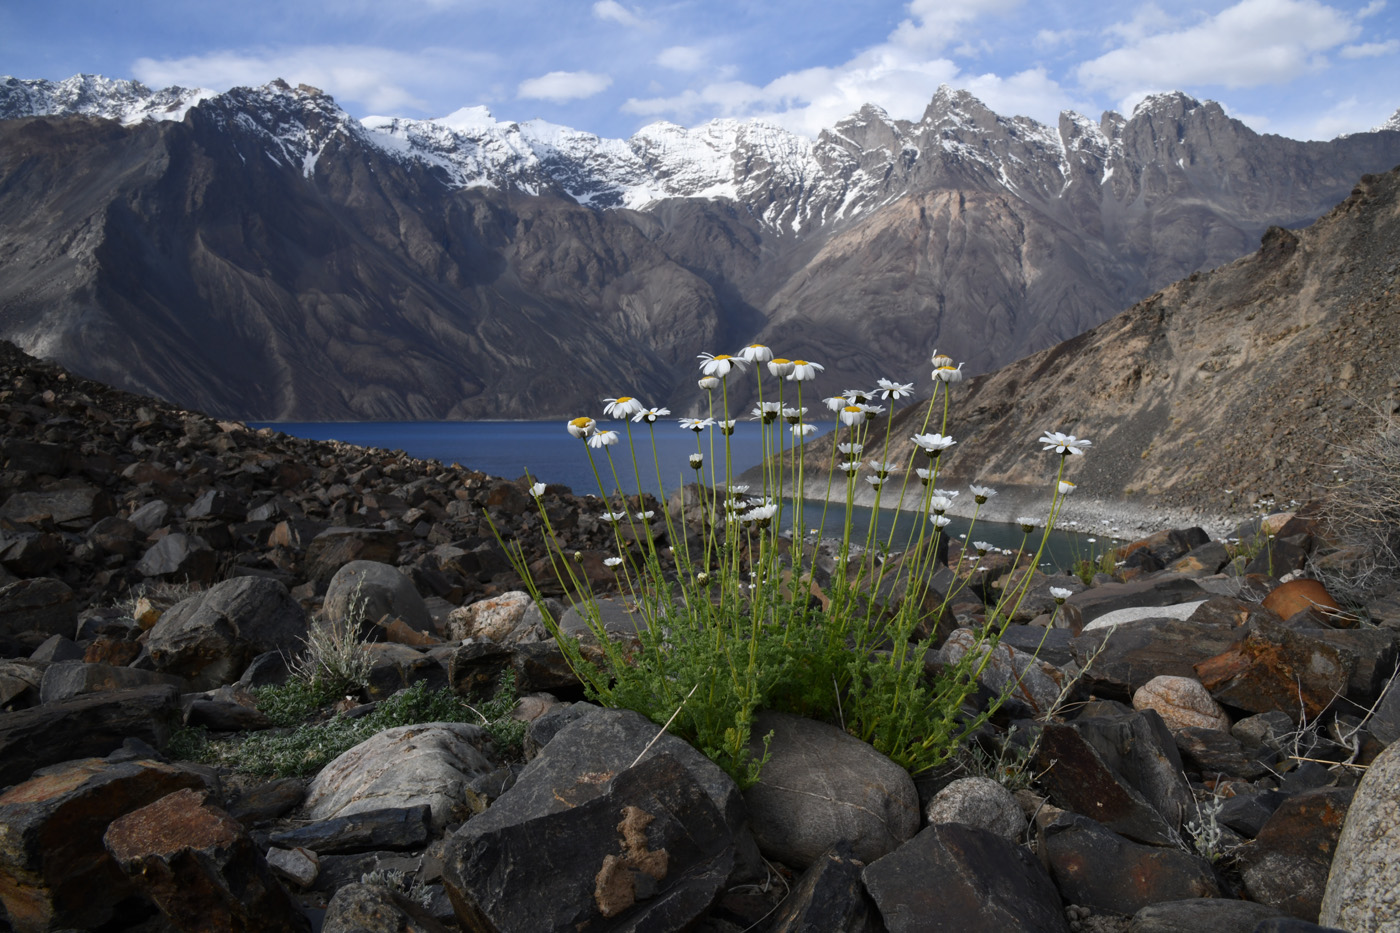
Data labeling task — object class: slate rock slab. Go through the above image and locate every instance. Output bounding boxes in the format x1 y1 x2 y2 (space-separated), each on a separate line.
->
0 684 182 788
768 842 879 933
1063 576 1208 634
743 710 920 868
1128 897 1285 932
442 752 735 932
1195 618 1356 721
0 757 205 933
1240 786 1353 922
862 822 1069 933
270 805 432 855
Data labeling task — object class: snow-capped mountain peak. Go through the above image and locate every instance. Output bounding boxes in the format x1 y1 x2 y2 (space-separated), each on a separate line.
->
0 74 215 125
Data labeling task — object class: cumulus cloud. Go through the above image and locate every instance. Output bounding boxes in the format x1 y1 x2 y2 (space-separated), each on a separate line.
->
517 70 613 102
1079 0 1362 94
592 1 644 28
656 45 706 72
1341 39 1400 58
132 45 477 113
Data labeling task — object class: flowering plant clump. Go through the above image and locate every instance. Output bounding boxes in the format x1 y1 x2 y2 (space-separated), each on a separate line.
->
490 344 1086 786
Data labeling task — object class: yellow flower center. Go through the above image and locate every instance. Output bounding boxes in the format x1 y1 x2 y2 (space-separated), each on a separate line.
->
771 358 790 364
570 417 593 428
843 405 862 413
712 354 733 361
615 396 632 404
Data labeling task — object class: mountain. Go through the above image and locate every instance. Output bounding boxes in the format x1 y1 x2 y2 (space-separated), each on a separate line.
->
1 74 1398 420
835 165 1400 526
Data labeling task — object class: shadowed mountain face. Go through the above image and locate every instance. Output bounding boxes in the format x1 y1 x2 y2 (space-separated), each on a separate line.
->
0 78 1398 420
832 167 1400 523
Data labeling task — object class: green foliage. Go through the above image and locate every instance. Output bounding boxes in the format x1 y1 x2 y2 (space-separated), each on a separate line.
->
166 724 212 762
254 678 348 727
497 351 1081 786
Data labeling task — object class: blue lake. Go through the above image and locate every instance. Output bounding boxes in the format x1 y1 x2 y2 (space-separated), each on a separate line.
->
253 420 1106 570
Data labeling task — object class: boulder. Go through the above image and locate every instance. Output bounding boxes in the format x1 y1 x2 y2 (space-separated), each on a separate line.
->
104 787 308 933
38 661 185 704
0 684 182 787
1263 579 1341 620
924 776 1026 841
0 757 205 932
1063 576 1208 634
1037 811 1218 915
0 483 112 527
321 882 453 933
0 578 77 647
1070 618 1248 702
135 533 217 582
269 805 433 854
304 527 401 588
940 627 1066 716
324 560 434 638
442 752 735 932
743 710 920 868
1133 675 1232 733
1195 618 1356 720
768 842 880 933
1128 898 1286 933
302 723 495 831
862 822 1069 932
144 577 309 690
1320 739 1400 931
1241 786 1354 922
445 591 540 644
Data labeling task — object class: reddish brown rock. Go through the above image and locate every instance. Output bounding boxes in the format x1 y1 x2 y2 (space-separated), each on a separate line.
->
1262 579 1341 621
104 787 309 933
0 757 205 933
1194 618 1356 720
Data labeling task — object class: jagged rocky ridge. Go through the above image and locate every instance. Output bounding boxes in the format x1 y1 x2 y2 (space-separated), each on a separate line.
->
808 165 1400 527
1 74 1399 419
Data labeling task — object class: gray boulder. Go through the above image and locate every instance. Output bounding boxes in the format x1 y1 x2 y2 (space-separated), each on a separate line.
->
1320 738 1400 931
144 577 309 690
743 710 920 868
925 776 1026 841
324 560 434 638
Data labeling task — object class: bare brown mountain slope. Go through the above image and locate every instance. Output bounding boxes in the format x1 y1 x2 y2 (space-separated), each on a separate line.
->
811 166 1400 528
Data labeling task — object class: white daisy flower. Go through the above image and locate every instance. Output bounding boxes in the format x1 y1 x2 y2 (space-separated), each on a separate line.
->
632 406 671 423
716 419 737 435
929 495 953 514
876 378 914 400
839 461 862 476
931 515 952 527
727 484 749 494
689 453 704 469
679 418 713 433
635 510 655 520
973 541 993 555
752 402 782 423
699 352 748 378
603 396 645 419
1049 586 1073 603
768 358 795 378
567 416 596 438
866 475 885 489
793 423 817 437
912 433 956 456
698 376 721 390
824 395 848 412
588 430 620 448
1018 516 1039 532
838 442 864 455
530 482 547 498
603 556 624 568
1058 480 1076 495
743 504 778 526
787 360 824 381
969 485 997 503
600 510 628 522
782 406 807 424
931 349 954 368
915 467 934 485
933 488 959 499
738 344 773 363
1039 431 1092 456
932 362 964 383
868 460 898 478
839 405 867 426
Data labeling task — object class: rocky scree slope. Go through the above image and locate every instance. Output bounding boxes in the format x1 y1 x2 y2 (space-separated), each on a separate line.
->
818 165 1400 527
1 75 1399 419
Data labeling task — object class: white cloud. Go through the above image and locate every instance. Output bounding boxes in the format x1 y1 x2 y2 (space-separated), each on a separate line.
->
1341 39 1400 58
517 70 613 102
1079 0 1362 94
592 1 643 28
1359 0 1386 17
656 45 706 72
1033 28 1084 50
132 46 476 113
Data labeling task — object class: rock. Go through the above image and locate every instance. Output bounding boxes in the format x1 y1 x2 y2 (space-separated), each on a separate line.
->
0 483 112 527
1174 727 1264 779
442 752 735 932
1320 738 1400 930
144 576 309 690
743 710 920 868
1128 898 1286 932
269 805 433 855
940 627 1066 715
135 532 217 581
0 684 182 787
363 643 447 700
0 757 205 932
1253 919 1350 933
558 596 651 641
104 787 309 933
0 660 41 709
265 846 319 889
127 499 171 534
924 776 1026 841
1195 617 1356 720
324 560 434 638
321 882 452 933
1118 528 1212 577
768 842 880 933
302 723 495 832
1070 617 1248 702
184 697 274 731
1240 786 1354 922
304 527 401 588
0 578 77 647
1133 676 1232 732
1037 811 1219 915
38 661 185 704
1063 576 1208 634
228 778 305 826
862 822 1069 932
1368 672 1400 746
1263 579 1341 620
1167 541 1232 577
27 634 83 664
0 532 65 576
1033 710 1193 847
446 591 537 643
1216 789 1287 838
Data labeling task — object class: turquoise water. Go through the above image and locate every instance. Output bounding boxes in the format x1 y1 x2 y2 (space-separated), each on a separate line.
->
254 420 1101 568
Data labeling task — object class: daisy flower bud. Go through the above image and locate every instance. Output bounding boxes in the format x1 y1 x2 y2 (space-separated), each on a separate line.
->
603 396 645 419
567 416 596 438
689 453 704 469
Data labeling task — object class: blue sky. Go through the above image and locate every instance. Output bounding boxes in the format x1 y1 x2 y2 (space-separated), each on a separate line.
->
2 0 1396 140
